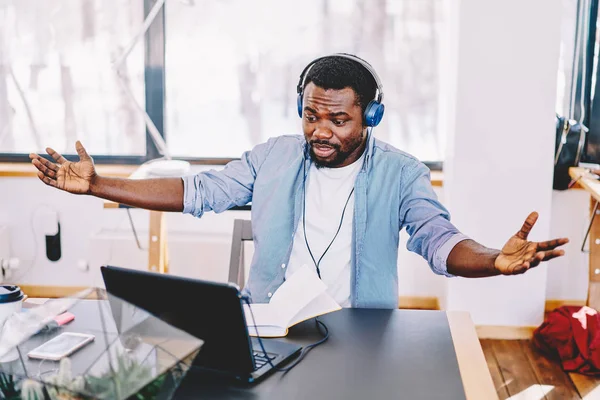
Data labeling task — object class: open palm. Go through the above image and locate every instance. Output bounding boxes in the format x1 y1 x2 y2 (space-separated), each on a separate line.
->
29 141 96 195
495 212 568 275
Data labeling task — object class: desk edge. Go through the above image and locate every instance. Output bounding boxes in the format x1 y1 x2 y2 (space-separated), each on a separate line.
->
447 311 499 400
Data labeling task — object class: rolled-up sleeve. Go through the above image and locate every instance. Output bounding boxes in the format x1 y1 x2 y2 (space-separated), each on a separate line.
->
181 137 277 218
399 162 469 277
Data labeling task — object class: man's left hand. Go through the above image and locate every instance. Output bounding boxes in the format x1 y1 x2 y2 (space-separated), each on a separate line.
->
495 212 569 275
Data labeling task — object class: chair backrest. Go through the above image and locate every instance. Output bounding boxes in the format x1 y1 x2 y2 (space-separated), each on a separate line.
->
228 219 253 289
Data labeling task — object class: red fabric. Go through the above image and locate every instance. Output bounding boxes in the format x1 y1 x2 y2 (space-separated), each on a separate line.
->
533 306 600 375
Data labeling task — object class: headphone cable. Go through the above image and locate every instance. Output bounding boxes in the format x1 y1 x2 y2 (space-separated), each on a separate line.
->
302 161 355 279
243 297 329 373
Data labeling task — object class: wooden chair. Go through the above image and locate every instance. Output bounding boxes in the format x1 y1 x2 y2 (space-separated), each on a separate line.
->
228 219 253 289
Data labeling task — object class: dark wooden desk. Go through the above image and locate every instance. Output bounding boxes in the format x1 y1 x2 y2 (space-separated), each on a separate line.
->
21 300 493 399
175 309 496 400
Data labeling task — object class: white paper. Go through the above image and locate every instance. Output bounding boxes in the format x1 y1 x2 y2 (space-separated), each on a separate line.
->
288 292 342 328
243 304 278 328
244 264 341 337
268 264 327 326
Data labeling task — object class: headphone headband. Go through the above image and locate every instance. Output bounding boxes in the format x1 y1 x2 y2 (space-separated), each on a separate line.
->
296 53 384 103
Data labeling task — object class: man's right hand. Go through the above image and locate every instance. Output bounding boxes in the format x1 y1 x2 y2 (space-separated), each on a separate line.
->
29 141 97 195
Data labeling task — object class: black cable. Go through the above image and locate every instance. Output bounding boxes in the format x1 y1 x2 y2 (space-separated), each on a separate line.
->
302 165 355 279
126 208 146 250
243 297 329 373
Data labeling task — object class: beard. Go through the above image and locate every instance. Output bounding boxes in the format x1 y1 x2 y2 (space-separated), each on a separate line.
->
309 143 344 168
309 134 364 169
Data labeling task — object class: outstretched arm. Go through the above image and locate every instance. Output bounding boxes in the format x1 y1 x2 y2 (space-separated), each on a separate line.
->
446 212 568 277
88 175 184 212
30 141 184 212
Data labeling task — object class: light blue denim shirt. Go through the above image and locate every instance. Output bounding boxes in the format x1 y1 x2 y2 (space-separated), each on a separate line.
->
182 133 469 309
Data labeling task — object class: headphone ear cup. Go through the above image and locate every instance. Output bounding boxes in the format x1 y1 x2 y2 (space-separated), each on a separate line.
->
364 101 385 127
297 94 303 118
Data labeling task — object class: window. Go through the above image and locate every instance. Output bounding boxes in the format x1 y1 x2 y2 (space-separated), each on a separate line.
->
0 1 146 158
165 0 445 162
1 0 445 164
555 0 579 117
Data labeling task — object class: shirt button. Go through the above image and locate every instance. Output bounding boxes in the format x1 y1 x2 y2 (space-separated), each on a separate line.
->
267 292 273 298
281 264 286 269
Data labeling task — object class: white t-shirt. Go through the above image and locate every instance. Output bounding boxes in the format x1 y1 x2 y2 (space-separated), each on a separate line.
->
284 152 365 307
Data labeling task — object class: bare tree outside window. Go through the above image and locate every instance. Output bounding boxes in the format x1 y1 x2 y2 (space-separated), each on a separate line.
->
0 0 577 162
165 0 446 162
555 0 579 117
0 1 146 156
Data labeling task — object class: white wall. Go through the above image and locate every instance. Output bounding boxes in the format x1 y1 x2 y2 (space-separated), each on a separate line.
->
547 190 590 300
440 0 562 326
0 177 249 287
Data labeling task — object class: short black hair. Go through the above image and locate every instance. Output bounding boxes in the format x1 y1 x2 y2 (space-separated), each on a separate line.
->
303 54 378 125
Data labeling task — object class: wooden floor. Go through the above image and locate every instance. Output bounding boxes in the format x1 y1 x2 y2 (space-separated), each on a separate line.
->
481 339 600 399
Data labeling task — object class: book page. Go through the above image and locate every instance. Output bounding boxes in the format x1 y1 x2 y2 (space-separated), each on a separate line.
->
288 291 341 328
243 304 279 327
248 326 287 338
243 304 288 337
268 264 327 327
243 264 340 337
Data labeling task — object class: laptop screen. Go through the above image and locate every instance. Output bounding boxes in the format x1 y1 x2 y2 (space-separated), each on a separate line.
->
101 265 255 376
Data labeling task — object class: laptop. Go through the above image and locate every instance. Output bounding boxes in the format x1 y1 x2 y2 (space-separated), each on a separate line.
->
100 265 302 383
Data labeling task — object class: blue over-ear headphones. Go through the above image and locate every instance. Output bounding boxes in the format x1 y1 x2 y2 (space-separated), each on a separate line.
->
296 53 385 127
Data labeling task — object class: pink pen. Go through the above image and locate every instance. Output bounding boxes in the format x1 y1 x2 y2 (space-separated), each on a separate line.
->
37 312 75 333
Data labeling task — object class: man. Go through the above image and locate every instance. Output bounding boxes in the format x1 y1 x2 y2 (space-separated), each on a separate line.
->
30 54 568 309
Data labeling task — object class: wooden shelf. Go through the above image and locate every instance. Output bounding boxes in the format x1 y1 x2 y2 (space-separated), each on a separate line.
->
0 162 137 178
430 170 443 187
1 162 445 186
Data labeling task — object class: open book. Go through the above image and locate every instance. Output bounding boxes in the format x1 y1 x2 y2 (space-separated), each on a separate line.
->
243 264 341 337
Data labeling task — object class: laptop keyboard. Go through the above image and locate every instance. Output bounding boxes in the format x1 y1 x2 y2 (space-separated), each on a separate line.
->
253 351 276 370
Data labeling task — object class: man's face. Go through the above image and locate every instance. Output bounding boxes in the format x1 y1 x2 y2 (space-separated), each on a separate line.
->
302 83 367 168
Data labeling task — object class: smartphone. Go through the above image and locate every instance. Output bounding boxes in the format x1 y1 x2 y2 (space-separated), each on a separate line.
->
27 332 95 361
